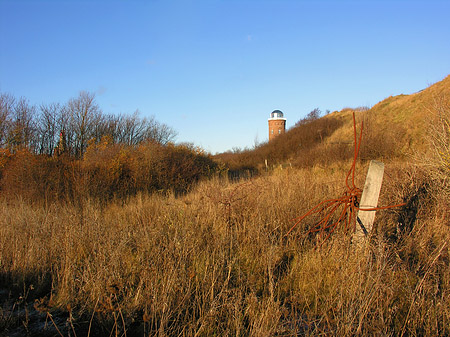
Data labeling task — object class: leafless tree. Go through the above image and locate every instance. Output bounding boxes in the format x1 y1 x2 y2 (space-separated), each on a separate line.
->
7 97 36 151
0 93 15 147
144 115 177 145
115 110 177 146
38 102 66 155
98 113 123 143
117 110 146 145
296 108 321 126
66 91 102 157
1 91 177 156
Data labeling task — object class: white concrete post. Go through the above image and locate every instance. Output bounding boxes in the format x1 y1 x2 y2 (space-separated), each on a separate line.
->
354 160 385 243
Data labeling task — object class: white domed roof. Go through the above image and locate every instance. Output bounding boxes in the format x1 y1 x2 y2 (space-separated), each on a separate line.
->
270 110 284 118
269 110 285 120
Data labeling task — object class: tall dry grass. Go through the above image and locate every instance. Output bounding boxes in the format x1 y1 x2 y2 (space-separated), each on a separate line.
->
1 90 449 336
1 154 449 336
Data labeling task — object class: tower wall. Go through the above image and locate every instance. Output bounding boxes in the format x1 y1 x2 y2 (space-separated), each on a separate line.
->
268 118 286 141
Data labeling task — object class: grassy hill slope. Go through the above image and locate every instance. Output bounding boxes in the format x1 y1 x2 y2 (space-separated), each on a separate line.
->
327 74 450 156
217 74 450 172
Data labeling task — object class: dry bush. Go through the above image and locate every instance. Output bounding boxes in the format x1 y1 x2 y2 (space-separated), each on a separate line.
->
82 141 218 200
0 140 218 205
0 149 77 204
82 138 138 201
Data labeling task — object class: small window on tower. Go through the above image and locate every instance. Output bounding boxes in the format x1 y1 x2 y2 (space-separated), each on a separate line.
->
271 130 274 134
278 129 281 134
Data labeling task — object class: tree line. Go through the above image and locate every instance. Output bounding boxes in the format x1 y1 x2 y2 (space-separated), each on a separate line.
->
0 91 222 202
0 91 177 158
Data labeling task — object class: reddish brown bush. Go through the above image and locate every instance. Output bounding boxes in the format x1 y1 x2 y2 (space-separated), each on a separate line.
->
0 149 77 203
0 140 219 204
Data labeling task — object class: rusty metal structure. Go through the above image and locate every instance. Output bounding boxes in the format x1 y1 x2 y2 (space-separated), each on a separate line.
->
286 112 405 246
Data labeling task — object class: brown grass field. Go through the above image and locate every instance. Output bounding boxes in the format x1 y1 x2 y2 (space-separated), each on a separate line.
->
0 77 449 336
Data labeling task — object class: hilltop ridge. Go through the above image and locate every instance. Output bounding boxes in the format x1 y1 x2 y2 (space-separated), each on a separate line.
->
343 74 450 153
217 74 450 172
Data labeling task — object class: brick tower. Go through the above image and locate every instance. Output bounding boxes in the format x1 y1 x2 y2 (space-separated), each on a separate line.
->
268 110 286 141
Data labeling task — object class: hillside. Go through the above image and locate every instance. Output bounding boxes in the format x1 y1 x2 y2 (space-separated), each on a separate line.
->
217 75 450 172
327 74 450 156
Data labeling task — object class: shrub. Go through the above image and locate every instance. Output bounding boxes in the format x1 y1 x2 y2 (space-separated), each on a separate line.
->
0 140 219 204
0 149 77 203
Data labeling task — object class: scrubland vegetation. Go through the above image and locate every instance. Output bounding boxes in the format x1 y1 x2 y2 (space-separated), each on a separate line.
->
1 76 449 336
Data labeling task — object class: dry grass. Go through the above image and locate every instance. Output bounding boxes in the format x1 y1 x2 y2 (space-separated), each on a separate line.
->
1 154 449 336
324 75 450 160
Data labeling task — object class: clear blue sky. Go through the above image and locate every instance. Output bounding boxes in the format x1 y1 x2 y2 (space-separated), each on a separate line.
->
1 0 449 153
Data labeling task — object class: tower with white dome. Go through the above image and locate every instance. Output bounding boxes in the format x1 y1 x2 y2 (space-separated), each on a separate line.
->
268 110 286 141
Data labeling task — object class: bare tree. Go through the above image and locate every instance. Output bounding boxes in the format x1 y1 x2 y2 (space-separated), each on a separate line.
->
118 110 146 146
99 113 123 143
38 102 66 155
7 97 36 151
1 91 177 156
66 91 101 157
307 108 321 120
295 108 321 126
143 115 177 145
0 93 15 147
116 110 176 146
